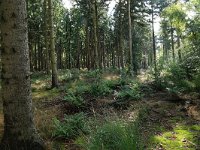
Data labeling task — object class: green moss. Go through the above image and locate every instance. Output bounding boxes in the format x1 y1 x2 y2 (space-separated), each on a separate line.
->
190 125 200 131
150 124 200 150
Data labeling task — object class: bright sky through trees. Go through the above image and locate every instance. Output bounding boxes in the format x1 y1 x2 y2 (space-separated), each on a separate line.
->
62 0 161 33
62 0 116 15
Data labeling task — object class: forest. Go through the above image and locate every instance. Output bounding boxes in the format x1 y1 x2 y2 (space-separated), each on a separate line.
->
0 0 200 149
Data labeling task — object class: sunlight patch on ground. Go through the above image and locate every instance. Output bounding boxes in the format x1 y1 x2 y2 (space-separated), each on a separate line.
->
32 89 60 100
151 124 200 150
103 74 119 81
32 80 48 91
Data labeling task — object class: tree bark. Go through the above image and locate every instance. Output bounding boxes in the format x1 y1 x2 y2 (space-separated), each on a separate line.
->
152 6 157 78
177 35 182 61
119 0 124 69
44 0 50 74
0 0 44 149
48 0 59 88
128 0 133 74
92 0 99 69
170 23 175 62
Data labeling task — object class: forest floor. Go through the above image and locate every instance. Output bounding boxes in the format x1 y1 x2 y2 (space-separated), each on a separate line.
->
0 70 200 150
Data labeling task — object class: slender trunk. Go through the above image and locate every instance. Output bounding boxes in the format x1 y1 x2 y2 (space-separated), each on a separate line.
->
29 42 34 72
92 0 99 69
102 33 106 69
152 6 157 77
85 23 90 70
68 21 71 69
44 0 50 74
177 35 181 61
48 0 59 87
34 42 37 71
119 0 124 69
0 0 44 148
38 37 41 71
170 23 175 61
58 38 62 69
128 0 133 74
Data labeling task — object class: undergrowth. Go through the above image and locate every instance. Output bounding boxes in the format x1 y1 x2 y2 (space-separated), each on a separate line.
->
86 107 147 150
52 113 88 139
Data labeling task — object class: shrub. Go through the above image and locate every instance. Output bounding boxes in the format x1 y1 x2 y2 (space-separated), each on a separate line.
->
59 69 72 81
181 55 200 79
193 74 200 91
167 62 187 81
52 113 88 139
64 91 85 108
84 70 102 80
117 82 142 101
90 81 112 96
104 79 121 90
75 84 91 95
154 61 196 92
88 121 141 150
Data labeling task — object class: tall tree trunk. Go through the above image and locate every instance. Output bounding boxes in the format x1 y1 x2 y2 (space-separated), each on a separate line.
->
67 20 71 69
170 23 175 62
128 0 133 74
34 42 37 71
85 22 90 70
0 0 44 149
177 35 181 61
57 38 62 69
44 0 50 74
119 0 124 69
152 6 157 78
48 0 59 88
38 36 41 71
29 42 34 72
92 0 99 69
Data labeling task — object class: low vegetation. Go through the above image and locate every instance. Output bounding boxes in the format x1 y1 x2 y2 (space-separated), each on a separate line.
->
28 68 200 149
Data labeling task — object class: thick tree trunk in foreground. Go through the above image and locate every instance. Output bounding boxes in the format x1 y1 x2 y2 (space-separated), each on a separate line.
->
48 0 59 88
0 0 44 149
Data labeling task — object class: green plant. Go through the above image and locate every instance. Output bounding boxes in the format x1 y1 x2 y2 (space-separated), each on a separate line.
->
90 81 112 96
117 83 142 101
193 73 200 91
84 70 102 80
64 91 85 107
72 82 91 95
52 113 88 139
104 79 121 90
168 63 187 81
88 121 141 150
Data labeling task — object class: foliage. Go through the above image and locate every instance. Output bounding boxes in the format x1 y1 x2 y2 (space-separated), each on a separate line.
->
52 113 88 139
181 55 200 79
90 81 113 97
150 124 200 150
86 107 148 150
117 83 142 101
154 57 200 93
84 70 102 80
88 121 141 150
193 74 200 91
64 91 85 108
